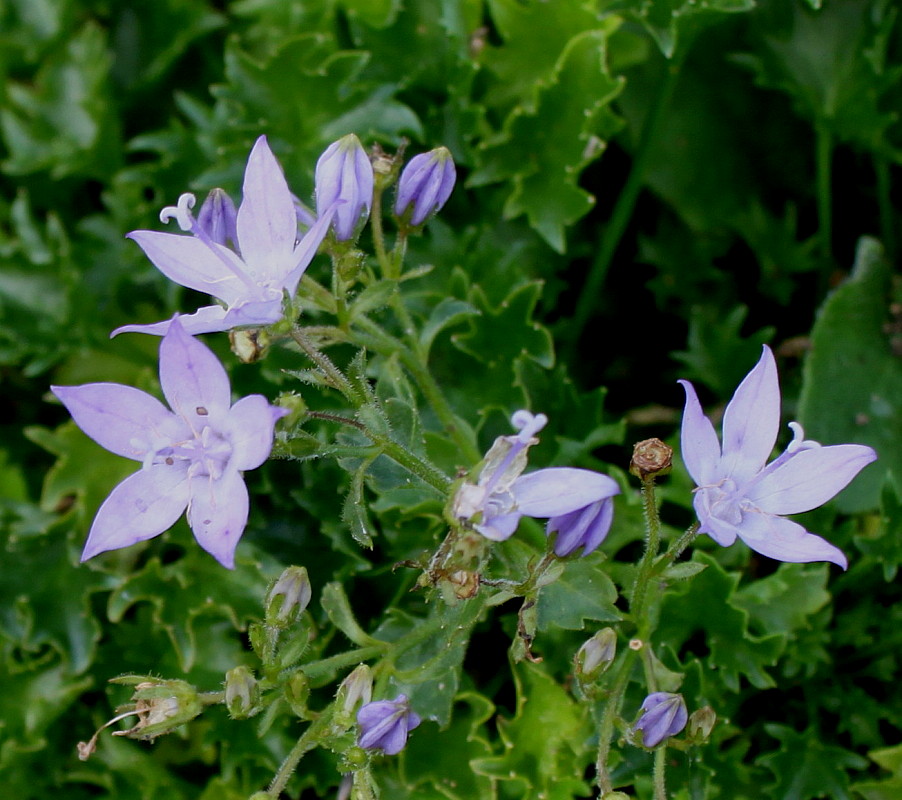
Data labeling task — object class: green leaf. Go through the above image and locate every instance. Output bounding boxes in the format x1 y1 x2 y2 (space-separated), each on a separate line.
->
536 555 621 631
471 661 591 799
758 724 867 800
798 237 899 512
732 563 831 637
855 473 902 581
320 581 380 647
419 297 480 357
656 553 784 690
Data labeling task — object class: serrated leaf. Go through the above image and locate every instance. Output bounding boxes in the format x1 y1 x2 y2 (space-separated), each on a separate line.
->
419 297 480 357
855 473 902 581
798 237 899 512
536 555 621 631
733 563 831 637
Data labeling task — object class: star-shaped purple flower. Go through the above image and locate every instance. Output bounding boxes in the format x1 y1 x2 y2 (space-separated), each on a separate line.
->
113 135 335 337
680 345 877 568
356 694 421 755
634 692 688 748
51 317 287 567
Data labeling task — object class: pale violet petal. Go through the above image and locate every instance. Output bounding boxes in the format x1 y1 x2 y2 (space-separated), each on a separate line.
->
236 136 297 281
745 444 877 515
126 230 248 306
735 509 848 568
513 468 619 518
475 511 522 541
187 468 249 569
678 379 722 486
112 305 231 338
51 384 184 461
159 317 231 422
282 203 338 295
81 466 190 561
719 346 780 484
224 395 287 471
692 489 739 547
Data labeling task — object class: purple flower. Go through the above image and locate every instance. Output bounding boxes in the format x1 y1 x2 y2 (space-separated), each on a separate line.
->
114 136 335 337
546 494 616 557
394 147 456 227
315 133 374 241
356 694 421 755
680 346 877 568
453 410 620 544
51 317 287 568
634 692 688 748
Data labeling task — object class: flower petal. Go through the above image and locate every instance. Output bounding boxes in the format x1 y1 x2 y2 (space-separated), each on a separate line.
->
719 346 780 483
281 203 338 295
187 469 249 569
224 394 287 471
513 468 619 518
81 466 190 561
159 317 231 422
475 511 522 541
112 300 285 338
51 383 183 461
678 379 722 486
692 488 739 546
549 496 615 557
746 443 877 515
236 136 297 281
126 231 248 306
735 509 847 568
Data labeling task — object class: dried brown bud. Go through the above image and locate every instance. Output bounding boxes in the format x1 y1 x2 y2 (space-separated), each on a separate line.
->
630 438 673 479
229 328 270 363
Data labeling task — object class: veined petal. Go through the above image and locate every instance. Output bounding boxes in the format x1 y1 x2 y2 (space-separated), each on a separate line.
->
281 203 338 294
159 317 231 422
112 305 230 337
693 490 739 546
224 394 287 471
51 383 184 461
81 466 190 561
187 468 249 569
678 380 722 486
735 509 847 568
719 346 780 483
236 136 297 280
127 231 248 306
746 443 877 515
513 468 619 518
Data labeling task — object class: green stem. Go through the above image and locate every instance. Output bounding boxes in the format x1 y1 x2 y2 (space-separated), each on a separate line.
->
386 232 408 280
289 326 363 405
371 184 391 275
301 645 386 682
595 647 639 794
629 475 664 631
657 522 700 572
568 58 681 353
815 122 833 263
267 722 321 797
653 746 668 800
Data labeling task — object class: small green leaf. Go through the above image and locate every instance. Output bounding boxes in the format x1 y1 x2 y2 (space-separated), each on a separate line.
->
536 555 621 632
320 581 380 647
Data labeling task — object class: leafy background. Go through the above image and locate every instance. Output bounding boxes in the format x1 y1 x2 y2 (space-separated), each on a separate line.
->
1 0 901 797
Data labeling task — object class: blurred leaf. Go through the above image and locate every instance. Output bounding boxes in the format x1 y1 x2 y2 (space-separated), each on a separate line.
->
733 562 831 637
798 237 899 512
855 473 902 581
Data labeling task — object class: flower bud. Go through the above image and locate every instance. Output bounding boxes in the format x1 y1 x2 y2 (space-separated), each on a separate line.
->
629 438 673 479
357 694 421 755
108 676 203 740
265 566 312 628
336 664 373 716
284 671 310 717
225 666 259 719
575 628 617 682
633 692 688 748
315 134 374 241
687 705 716 742
394 147 456 227
196 188 238 248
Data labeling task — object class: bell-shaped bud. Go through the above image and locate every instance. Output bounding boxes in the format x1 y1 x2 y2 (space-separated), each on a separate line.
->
315 134 374 241
633 692 688 748
337 664 374 716
629 438 673 479
394 147 456 227
225 666 259 719
575 628 617 683
196 188 238 248
265 566 312 628
357 694 422 755
687 705 716 743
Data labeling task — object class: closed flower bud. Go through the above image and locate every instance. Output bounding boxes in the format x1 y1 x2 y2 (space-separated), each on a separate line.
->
633 692 688 748
337 664 373 716
266 566 312 628
687 705 716 742
196 188 238 248
315 134 374 241
357 694 422 755
394 147 456 227
629 438 673 479
284 671 310 717
225 666 259 719
575 628 617 682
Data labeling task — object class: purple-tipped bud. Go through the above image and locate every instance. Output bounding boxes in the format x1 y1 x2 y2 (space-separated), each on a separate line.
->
634 692 688 748
356 694 421 755
196 188 238 248
265 566 312 628
394 147 456 227
315 134 374 241
575 627 617 682
547 493 618 557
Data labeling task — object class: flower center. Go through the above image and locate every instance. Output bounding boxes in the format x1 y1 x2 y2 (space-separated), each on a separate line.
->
696 478 748 526
149 425 233 480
